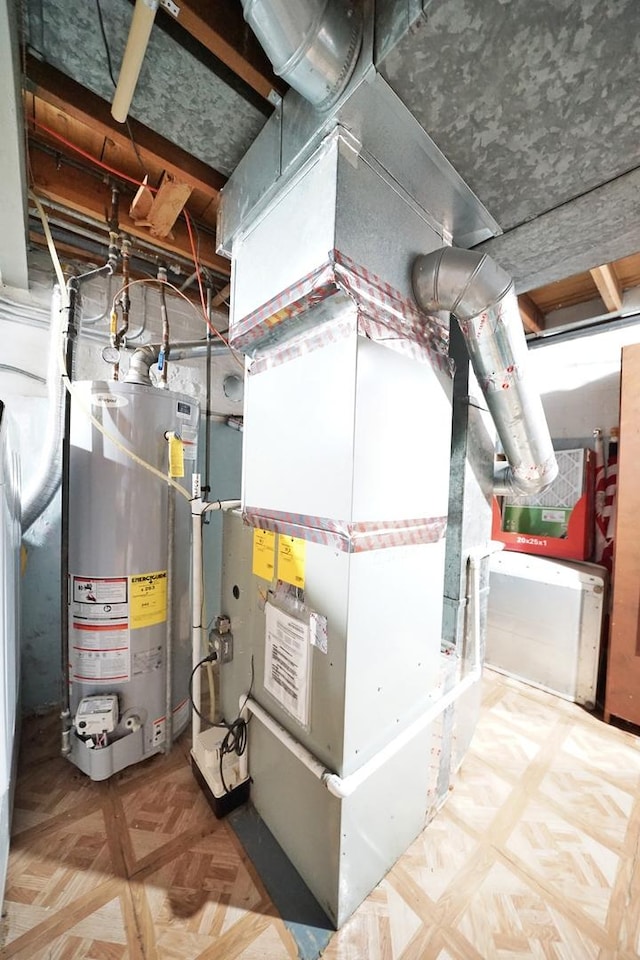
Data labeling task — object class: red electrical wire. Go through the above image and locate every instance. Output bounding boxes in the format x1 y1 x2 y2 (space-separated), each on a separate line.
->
29 116 152 191
29 115 239 358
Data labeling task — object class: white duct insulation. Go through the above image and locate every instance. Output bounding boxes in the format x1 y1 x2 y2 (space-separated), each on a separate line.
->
20 286 66 532
236 545 494 799
241 0 362 109
412 247 558 496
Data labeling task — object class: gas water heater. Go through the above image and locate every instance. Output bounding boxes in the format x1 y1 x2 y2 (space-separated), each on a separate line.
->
67 380 198 780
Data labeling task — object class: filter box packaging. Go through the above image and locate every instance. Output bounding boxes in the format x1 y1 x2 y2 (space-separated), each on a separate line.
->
492 448 594 561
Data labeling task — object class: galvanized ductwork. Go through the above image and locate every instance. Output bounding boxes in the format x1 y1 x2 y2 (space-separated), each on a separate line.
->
412 247 558 496
240 0 362 110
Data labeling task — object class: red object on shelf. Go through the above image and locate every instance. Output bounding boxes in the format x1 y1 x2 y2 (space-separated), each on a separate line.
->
491 453 595 561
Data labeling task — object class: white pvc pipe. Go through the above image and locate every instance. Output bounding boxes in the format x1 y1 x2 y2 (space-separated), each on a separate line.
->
191 498 241 745
191 510 203 742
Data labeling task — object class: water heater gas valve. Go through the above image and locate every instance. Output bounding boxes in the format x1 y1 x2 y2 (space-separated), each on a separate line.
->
74 695 119 736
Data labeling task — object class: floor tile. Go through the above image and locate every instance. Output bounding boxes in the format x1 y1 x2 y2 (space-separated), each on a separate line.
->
504 797 621 929
446 754 514 835
538 761 635 851
11 756 102 836
6 674 640 960
7 895 130 960
560 726 640 792
401 809 481 903
116 763 218 865
454 860 602 959
139 826 267 958
3 809 114 946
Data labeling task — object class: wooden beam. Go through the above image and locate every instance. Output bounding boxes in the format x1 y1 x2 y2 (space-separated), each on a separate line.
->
29 146 230 277
211 283 230 307
24 55 225 200
161 0 285 103
590 263 623 312
518 294 545 334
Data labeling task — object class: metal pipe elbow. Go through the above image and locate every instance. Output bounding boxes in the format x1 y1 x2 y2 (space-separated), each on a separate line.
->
124 345 159 385
412 247 558 498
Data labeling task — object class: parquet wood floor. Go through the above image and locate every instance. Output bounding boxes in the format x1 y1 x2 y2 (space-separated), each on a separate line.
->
3 669 640 959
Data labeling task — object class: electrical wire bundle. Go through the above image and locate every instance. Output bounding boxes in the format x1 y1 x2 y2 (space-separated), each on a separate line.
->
188 654 254 794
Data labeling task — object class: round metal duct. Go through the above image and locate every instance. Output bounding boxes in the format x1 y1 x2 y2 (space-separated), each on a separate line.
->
241 0 362 110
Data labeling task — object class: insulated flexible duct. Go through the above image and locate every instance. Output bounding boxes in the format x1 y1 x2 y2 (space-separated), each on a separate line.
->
241 0 362 110
412 247 558 496
21 285 66 531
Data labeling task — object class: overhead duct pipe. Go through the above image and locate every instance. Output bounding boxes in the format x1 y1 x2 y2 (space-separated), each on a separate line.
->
412 247 558 496
240 0 362 110
123 340 231 385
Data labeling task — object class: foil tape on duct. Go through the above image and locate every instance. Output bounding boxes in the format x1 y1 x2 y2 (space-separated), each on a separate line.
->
230 250 453 376
243 507 448 553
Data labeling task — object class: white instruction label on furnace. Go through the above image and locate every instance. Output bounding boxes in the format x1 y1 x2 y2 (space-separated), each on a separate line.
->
264 602 310 727
309 612 328 654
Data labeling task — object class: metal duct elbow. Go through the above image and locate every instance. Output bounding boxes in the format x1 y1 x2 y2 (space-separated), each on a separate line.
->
241 0 362 110
124 345 159 385
21 285 65 532
412 247 558 496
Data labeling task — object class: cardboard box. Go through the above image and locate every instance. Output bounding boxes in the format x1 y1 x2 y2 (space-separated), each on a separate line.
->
492 449 594 561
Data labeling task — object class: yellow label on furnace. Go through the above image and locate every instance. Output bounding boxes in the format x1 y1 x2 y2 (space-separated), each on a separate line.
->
168 434 184 478
277 535 306 588
253 528 276 581
130 570 167 629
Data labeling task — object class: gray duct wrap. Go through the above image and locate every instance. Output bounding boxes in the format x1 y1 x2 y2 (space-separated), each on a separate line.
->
241 0 362 109
412 247 558 496
21 285 66 531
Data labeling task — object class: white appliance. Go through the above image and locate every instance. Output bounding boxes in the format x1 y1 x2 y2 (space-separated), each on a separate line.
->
486 550 606 707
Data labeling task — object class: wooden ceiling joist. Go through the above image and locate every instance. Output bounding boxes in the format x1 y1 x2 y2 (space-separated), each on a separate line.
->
589 263 623 313
518 294 545 334
160 0 285 103
24 55 225 201
29 146 231 277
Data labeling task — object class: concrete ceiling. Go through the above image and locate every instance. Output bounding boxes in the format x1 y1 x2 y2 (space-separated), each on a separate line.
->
6 0 640 330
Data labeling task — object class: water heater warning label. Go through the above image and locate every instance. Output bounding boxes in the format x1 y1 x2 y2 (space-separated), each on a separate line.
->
130 571 167 629
72 576 128 621
70 574 131 682
70 622 130 683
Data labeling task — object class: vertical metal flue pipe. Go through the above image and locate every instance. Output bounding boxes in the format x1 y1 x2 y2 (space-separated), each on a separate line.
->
412 247 557 496
240 0 362 110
